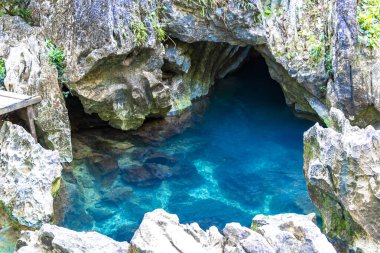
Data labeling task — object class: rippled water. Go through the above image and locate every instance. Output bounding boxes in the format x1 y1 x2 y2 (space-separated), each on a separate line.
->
58 56 316 242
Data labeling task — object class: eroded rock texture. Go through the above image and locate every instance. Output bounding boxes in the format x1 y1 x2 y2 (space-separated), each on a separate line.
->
16 224 130 253
304 108 380 252
130 209 335 253
0 122 62 227
0 16 72 162
17 209 335 253
24 0 380 128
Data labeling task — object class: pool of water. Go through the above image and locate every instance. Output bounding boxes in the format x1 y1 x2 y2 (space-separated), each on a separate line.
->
57 56 316 242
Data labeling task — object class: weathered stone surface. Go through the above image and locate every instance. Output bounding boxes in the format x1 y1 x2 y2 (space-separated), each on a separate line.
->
0 122 62 227
131 209 224 253
0 15 72 162
16 224 130 253
252 213 336 253
23 0 380 128
131 209 335 253
223 223 275 253
329 0 380 127
164 41 250 115
304 108 380 252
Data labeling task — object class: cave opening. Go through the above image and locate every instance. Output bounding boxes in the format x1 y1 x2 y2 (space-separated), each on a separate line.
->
59 48 316 242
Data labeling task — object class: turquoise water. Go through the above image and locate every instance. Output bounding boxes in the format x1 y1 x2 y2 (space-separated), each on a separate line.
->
59 57 315 241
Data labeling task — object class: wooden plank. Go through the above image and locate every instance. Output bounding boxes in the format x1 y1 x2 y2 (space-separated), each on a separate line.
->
27 106 37 141
0 90 31 100
0 97 22 108
0 96 42 115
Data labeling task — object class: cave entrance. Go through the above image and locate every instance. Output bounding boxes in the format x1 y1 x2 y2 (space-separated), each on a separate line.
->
59 48 316 242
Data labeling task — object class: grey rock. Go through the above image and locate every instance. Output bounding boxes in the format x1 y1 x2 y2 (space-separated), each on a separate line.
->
131 209 224 253
16 224 130 253
252 213 336 253
0 16 72 162
130 209 335 253
304 108 380 252
0 122 62 227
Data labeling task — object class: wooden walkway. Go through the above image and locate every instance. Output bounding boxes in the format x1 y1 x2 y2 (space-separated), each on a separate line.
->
0 90 42 140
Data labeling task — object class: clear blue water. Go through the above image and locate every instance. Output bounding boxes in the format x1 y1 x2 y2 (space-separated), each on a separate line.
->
59 57 316 241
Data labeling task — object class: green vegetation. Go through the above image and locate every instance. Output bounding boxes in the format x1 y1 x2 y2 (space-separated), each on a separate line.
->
324 51 333 77
187 0 256 17
46 40 66 85
307 33 334 77
0 59 6 87
308 34 324 66
131 18 149 47
0 0 32 23
358 0 380 48
46 40 71 98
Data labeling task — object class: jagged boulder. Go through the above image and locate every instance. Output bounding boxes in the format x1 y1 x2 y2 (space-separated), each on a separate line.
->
0 15 72 162
16 224 130 253
130 209 335 253
252 213 336 253
304 108 380 252
131 209 224 253
0 122 62 227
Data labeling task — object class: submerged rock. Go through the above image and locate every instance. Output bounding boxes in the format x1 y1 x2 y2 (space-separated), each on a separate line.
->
16 224 130 253
0 122 62 227
304 108 380 251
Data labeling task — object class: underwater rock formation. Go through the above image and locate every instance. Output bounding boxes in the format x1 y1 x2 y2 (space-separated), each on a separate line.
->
0 122 62 227
16 224 130 253
0 16 72 162
304 108 380 252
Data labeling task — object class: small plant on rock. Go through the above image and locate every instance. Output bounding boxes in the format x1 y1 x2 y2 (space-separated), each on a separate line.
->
0 59 6 87
358 0 380 48
0 0 32 23
46 40 71 98
131 18 149 47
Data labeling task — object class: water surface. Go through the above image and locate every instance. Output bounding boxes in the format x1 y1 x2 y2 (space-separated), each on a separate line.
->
59 56 315 241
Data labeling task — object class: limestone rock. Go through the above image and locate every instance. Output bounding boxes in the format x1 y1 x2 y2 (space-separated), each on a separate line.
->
131 209 224 253
0 122 62 227
223 223 274 253
304 108 380 252
0 15 72 162
16 224 130 253
164 41 250 115
130 209 335 253
252 213 336 253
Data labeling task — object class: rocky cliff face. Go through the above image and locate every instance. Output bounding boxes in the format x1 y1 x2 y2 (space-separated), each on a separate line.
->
0 16 72 162
304 108 380 252
24 0 380 130
1 0 376 155
0 121 62 227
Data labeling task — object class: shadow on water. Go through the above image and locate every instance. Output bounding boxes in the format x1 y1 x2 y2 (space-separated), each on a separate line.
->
57 52 316 242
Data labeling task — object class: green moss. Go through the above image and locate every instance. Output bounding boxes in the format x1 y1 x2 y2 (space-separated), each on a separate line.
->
311 189 364 244
51 178 61 198
0 201 26 230
128 245 141 253
357 0 380 48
